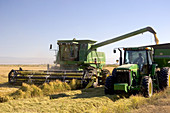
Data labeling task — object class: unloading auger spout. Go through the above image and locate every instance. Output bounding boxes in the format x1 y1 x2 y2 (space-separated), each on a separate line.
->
89 26 159 52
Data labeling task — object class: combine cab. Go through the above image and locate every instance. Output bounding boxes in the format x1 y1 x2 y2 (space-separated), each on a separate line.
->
9 26 159 89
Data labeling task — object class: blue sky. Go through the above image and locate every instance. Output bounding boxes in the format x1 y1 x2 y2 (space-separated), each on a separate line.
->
0 0 170 64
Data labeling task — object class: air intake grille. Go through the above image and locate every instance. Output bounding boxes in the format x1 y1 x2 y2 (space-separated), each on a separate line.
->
115 70 131 85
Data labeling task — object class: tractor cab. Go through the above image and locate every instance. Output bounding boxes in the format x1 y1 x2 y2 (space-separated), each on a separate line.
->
108 47 156 96
124 47 153 75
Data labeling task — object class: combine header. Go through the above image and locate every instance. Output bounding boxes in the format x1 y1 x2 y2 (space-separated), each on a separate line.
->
9 27 158 88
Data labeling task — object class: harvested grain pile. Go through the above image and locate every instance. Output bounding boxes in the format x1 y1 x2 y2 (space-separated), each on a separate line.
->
10 83 43 99
41 80 71 95
7 80 71 101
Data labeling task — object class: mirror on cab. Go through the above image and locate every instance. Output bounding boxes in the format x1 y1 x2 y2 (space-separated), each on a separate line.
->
113 49 116 53
50 44 52 49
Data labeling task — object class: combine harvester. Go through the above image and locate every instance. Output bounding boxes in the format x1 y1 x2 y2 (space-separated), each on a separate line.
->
105 34 170 97
8 27 159 89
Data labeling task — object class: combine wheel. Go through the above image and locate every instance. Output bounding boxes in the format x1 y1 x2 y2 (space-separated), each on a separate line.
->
102 69 111 77
141 76 153 97
104 76 114 94
101 69 111 85
82 67 98 88
8 70 17 84
93 78 98 88
158 67 170 90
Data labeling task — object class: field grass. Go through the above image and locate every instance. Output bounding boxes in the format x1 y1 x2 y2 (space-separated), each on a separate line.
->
0 65 170 113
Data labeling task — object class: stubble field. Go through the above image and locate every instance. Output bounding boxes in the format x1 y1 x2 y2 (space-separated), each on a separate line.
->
0 65 170 113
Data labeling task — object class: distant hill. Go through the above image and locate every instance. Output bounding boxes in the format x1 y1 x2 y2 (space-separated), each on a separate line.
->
0 56 115 64
0 57 54 64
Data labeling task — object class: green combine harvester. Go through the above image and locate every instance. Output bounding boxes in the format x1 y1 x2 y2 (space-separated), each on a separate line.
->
105 43 170 97
8 26 159 89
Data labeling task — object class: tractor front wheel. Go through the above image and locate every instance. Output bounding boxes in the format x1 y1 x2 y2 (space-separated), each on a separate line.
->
141 76 153 97
104 76 114 94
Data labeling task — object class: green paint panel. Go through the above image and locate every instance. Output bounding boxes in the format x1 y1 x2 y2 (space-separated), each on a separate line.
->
114 83 128 92
154 49 170 55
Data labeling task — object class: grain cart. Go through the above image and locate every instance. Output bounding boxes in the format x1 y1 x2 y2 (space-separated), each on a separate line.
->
8 27 158 88
105 43 170 97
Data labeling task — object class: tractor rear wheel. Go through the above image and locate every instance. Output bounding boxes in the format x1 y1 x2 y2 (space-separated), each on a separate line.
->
158 67 170 90
104 76 114 94
141 76 153 97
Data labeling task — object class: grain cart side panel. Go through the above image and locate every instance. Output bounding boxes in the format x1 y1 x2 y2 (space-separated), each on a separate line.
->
153 43 170 68
154 49 170 67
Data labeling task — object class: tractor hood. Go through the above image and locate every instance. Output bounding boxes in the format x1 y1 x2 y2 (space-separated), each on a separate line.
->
116 64 138 70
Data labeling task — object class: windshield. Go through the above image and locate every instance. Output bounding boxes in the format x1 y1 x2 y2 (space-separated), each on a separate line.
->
124 50 147 64
59 44 79 61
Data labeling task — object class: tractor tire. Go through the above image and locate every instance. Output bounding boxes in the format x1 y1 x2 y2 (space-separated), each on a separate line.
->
104 76 114 95
101 69 111 85
141 76 153 97
158 67 170 90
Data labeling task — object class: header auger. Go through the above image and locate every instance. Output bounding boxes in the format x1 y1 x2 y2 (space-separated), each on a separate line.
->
9 26 158 89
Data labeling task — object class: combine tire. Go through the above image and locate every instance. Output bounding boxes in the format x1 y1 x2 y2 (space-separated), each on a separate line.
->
102 69 111 77
82 67 98 88
101 69 111 85
141 76 153 97
104 76 114 94
158 67 170 90
8 70 16 84
93 78 98 88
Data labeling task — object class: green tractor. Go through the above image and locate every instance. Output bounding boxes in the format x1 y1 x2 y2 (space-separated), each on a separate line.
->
8 26 159 89
105 44 170 97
